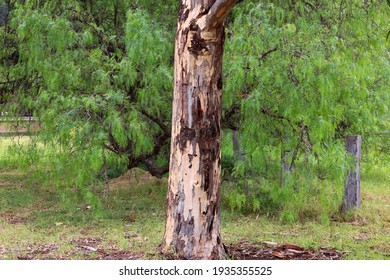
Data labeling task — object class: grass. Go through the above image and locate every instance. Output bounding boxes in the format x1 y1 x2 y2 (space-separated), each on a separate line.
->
0 136 389 259
232 164 389 260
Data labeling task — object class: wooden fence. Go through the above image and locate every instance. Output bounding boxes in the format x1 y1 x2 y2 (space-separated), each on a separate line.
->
0 117 40 135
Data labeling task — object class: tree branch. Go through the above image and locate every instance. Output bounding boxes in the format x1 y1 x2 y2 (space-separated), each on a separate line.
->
127 130 170 170
302 0 316 11
222 103 240 130
144 159 169 178
103 143 118 154
205 0 239 29
0 79 22 85
260 46 278 60
260 107 297 132
139 109 170 135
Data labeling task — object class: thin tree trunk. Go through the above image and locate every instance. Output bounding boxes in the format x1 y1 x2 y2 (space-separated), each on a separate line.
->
281 150 293 186
281 135 294 186
102 148 109 197
161 0 238 260
342 135 361 212
232 130 245 162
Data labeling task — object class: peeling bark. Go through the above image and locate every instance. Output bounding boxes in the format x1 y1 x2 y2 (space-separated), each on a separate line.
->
161 0 238 260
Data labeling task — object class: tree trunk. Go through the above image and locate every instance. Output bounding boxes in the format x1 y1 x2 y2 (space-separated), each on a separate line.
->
342 135 361 212
281 150 293 186
281 136 294 186
160 0 238 260
232 130 245 162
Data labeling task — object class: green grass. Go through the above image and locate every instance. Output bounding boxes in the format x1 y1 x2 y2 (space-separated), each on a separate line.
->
0 136 34 169
0 137 389 259
222 164 390 259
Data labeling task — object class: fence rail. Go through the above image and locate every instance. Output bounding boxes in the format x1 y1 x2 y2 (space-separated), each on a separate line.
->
0 117 39 135
0 117 36 122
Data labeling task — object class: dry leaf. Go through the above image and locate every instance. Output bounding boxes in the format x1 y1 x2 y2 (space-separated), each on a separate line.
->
79 245 97 252
263 241 277 246
286 249 305 254
280 244 305 251
271 251 286 259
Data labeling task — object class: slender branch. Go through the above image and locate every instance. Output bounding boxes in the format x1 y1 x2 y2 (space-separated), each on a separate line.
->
289 125 305 171
260 46 278 60
0 79 22 85
302 0 316 11
222 101 298 132
127 130 170 169
139 109 170 135
222 103 240 130
103 143 118 154
288 123 313 170
260 107 297 132
0 75 42 86
144 159 169 178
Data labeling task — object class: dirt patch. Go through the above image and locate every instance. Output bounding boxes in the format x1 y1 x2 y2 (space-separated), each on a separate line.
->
70 237 103 251
89 250 142 260
70 236 143 260
109 168 166 190
12 238 143 260
227 242 345 260
0 211 32 224
371 242 390 257
7 240 344 260
16 243 59 260
0 169 25 188
0 246 10 259
332 214 368 226
353 232 371 242
161 242 345 260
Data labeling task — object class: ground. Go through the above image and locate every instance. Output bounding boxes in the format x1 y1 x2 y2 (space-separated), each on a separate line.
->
0 137 389 260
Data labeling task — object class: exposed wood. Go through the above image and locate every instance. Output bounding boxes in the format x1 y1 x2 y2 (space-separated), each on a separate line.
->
342 135 361 212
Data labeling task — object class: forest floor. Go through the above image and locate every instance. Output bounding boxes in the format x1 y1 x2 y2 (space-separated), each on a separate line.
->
0 138 389 260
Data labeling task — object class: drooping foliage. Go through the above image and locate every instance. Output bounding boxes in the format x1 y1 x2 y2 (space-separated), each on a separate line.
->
222 0 389 222
1 0 177 188
1 0 388 221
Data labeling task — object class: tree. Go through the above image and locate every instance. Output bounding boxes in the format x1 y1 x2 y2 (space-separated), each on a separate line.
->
160 0 239 260
220 0 389 221
2 0 388 250
1 0 177 184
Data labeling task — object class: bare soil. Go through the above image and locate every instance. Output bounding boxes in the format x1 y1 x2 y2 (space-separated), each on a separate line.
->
109 168 166 190
227 242 345 260
5 239 344 260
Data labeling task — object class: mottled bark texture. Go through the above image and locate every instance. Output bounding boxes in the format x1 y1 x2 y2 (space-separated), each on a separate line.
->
342 135 361 212
160 0 238 260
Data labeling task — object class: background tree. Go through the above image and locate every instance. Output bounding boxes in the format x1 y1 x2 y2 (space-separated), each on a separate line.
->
1 0 177 189
1 0 388 236
221 0 389 221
